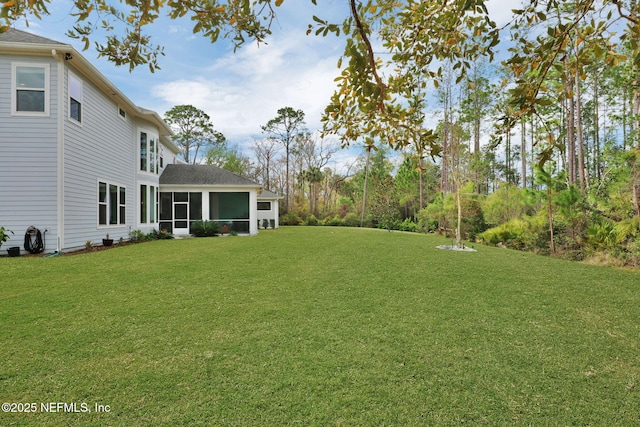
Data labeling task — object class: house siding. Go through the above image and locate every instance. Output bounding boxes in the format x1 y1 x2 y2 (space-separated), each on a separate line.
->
63 64 137 249
0 54 59 252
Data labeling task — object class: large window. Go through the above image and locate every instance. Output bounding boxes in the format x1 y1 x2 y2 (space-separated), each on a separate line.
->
98 181 126 226
68 72 82 123
12 63 49 115
209 192 250 233
139 131 159 174
140 184 159 224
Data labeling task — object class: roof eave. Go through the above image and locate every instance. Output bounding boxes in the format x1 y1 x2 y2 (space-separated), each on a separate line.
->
1 39 180 153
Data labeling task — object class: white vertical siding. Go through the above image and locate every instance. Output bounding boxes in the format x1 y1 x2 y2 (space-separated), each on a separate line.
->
0 54 59 253
62 64 137 249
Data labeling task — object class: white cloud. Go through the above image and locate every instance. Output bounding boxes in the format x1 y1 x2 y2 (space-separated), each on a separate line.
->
151 29 343 142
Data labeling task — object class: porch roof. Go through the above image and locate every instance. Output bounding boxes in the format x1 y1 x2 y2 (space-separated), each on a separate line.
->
160 164 262 188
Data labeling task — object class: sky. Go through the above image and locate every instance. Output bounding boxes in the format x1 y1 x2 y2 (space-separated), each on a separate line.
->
15 0 517 171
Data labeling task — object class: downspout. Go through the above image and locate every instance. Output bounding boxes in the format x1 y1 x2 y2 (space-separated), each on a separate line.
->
52 49 65 253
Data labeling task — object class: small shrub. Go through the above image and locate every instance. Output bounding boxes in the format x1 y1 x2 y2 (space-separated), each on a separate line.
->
118 237 125 245
85 240 94 251
270 219 276 229
262 218 270 229
343 212 361 227
130 229 147 242
304 214 319 226
280 212 302 225
149 228 174 240
399 218 418 232
191 220 221 237
323 215 343 226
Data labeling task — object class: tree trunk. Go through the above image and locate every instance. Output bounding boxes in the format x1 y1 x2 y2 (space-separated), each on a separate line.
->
566 73 576 185
521 118 527 189
456 188 463 249
360 148 371 226
418 156 424 210
548 187 556 254
575 53 586 189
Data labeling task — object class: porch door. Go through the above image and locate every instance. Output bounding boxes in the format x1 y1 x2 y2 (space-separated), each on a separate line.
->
173 192 190 235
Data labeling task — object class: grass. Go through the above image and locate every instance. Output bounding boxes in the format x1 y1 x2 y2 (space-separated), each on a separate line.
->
1 226 639 426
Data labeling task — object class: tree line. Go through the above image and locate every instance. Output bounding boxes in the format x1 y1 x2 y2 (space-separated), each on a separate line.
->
4 0 640 266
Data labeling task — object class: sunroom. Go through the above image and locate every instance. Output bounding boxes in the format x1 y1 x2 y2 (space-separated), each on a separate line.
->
159 164 261 236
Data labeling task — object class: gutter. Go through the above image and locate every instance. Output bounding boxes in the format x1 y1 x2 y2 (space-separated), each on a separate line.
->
52 48 65 253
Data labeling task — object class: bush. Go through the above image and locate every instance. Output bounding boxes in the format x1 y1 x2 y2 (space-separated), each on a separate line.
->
398 218 418 232
304 214 319 226
416 199 445 233
149 228 174 240
280 212 302 226
343 212 361 227
129 229 148 242
323 215 343 226
477 214 551 253
191 220 221 237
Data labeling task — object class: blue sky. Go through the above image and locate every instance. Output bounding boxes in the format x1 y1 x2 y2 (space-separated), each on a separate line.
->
15 0 514 171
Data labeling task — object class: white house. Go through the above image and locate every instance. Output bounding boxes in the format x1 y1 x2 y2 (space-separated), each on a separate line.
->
0 29 266 254
257 189 283 229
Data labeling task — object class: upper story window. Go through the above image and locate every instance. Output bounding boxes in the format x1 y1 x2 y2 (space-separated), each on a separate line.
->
139 130 159 174
68 72 83 123
12 63 50 115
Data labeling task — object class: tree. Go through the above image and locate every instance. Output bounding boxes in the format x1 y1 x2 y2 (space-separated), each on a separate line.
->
251 138 280 191
1 0 285 72
261 107 306 213
164 105 225 164
205 143 254 178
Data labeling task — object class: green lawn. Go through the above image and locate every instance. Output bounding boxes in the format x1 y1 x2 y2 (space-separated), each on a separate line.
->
1 227 639 426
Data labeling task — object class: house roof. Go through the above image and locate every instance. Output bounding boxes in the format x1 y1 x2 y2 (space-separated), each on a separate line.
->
0 28 181 155
0 28 64 45
160 164 262 188
259 189 283 199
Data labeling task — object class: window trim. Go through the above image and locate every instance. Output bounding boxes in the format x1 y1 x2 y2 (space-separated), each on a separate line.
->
139 129 159 175
98 180 126 227
11 62 50 116
257 201 272 211
139 182 160 226
68 71 83 124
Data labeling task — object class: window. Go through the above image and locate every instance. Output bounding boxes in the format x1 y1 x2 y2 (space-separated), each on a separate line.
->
257 201 272 211
140 132 147 172
140 184 159 225
139 131 159 174
98 181 126 226
68 72 82 123
118 107 126 119
12 63 49 115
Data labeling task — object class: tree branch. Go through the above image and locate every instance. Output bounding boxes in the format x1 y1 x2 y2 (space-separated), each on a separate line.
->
349 0 387 112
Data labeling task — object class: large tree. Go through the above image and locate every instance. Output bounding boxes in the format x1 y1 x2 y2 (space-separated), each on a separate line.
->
164 105 225 164
261 107 306 213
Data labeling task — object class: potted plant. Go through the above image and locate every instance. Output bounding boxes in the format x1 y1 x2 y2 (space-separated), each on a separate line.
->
0 226 13 248
1 227 19 256
102 233 114 246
